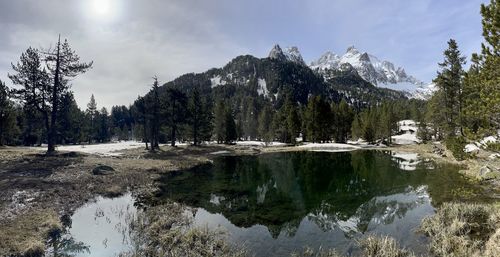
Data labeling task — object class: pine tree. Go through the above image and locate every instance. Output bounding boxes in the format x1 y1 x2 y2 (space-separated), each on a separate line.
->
463 0 500 136
258 104 274 146
165 87 187 147
431 39 466 138
58 92 84 144
97 107 110 142
378 102 397 145
361 109 377 144
149 77 160 150
42 36 93 153
86 94 98 143
224 105 237 144
132 96 149 149
9 47 52 146
351 113 362 141
333 99 354 143
188 87 211 145
0 80 18 146
213 100 226 144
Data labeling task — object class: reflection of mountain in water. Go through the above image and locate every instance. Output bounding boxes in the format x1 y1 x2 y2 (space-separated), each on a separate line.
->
156 151 479 238
308 185 429 236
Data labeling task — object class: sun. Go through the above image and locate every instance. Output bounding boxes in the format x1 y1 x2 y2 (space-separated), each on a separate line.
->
92 0 112 16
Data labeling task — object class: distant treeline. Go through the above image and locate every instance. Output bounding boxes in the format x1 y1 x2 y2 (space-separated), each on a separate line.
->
0 69 424 150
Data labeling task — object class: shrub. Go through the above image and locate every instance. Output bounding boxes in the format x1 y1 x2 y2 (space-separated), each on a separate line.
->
485 142 500 153
445 136 469 160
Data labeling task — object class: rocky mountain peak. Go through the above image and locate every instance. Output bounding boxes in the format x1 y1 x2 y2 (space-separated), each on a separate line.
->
268 44 287 61
346 45 359 54
359 52 371 62
310 45 433 98
269 44 305 65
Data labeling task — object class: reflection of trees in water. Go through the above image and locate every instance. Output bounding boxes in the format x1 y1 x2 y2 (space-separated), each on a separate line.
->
156 151 480 238
46 214 90 257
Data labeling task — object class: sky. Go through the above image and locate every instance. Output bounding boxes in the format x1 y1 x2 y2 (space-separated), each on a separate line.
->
0 0 489 109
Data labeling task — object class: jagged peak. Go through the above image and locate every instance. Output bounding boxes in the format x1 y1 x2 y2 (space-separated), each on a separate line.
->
346 45 359 54
359 52 371 62
268 44 285 60
268 44 305 65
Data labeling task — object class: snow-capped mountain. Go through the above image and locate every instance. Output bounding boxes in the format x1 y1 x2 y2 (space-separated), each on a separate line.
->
268 44 306 65
310 46 435 99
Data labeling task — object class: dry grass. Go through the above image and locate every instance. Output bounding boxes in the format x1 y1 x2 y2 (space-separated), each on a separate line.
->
0 209 61 257
420 202 500 257
291 247 343 257
121 202 247 257
359 236 416 257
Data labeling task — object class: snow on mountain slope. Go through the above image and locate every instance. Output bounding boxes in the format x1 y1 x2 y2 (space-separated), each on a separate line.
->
310 46 434 99
268 44 306 65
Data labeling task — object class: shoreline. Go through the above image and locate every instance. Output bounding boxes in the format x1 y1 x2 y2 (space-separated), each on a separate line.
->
0 142 498 255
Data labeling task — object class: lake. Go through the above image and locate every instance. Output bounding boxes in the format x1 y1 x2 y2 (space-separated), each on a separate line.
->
68 150 492 256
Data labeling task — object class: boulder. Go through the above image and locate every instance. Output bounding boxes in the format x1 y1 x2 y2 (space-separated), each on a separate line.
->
92 165 115 175
479 166 500 180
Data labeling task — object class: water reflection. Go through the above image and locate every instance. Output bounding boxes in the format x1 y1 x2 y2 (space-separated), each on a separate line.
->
68 193 137 257
155 151 486 256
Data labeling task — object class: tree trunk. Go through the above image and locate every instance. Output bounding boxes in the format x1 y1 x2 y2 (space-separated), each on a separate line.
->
171 100 176 147
47 36 61 154
171 124 176 147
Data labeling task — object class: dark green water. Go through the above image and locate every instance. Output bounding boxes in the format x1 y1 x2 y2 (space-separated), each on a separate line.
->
155 150 491 256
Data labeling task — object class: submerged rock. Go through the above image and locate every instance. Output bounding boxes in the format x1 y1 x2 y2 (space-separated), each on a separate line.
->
92 165 115 175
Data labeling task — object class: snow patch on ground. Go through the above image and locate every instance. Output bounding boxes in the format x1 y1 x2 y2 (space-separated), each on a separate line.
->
210 150 231 155
298 143 361 152
31 141 145 156
235 141 286 147
464 144 480 153
210 75 226 88
392 133 420 145
257 78 269 97
392 120 420 145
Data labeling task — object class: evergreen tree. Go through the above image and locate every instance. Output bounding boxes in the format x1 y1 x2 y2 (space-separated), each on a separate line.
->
165 87 187 147
42 36 93 153
431 39 466 138
351 113 363 141
86 94 98 143
188 87 211 145
305 95 332 143
9 47 51 146
58 92 84 144
258 104 274 146
97 107 110 142
0 80 19 145
463 0 500 136
132 96 149 149
149 77 160 150
333 99 354 143
360 109 377 144
224 105 237 144
213 100 226 144
378 102 397 145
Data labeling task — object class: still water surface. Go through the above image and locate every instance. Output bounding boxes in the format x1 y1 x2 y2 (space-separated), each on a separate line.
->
68 151 491 256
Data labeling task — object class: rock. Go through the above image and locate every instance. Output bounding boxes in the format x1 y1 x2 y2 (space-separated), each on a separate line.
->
480 166 492 176
479 166 500 180
92 165 115 175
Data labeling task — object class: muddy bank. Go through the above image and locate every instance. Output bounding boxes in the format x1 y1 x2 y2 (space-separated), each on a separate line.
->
0 144 247 256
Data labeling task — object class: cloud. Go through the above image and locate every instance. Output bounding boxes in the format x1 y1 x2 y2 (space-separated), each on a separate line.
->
0 0 488 109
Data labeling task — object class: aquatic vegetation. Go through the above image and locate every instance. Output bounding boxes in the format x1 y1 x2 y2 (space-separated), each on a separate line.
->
420 202 500 257
122 202 247 257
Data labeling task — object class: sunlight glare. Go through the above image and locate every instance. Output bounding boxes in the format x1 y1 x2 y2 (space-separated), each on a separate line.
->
93 0 111 16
